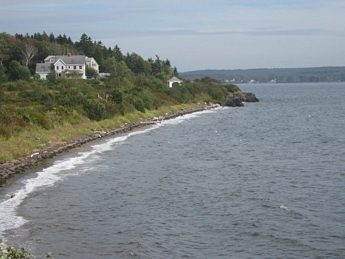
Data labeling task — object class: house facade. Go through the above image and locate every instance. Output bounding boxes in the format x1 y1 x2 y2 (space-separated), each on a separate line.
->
167 76 183 87
35 54 99 80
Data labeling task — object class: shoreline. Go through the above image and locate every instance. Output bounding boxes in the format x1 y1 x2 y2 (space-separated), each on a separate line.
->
0 105 218 188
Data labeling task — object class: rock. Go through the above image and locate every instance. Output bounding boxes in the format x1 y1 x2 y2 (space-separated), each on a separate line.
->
221 92 259 107
243 92 259 102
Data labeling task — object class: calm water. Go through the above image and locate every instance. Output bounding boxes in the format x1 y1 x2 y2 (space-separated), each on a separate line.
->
0 83 344 259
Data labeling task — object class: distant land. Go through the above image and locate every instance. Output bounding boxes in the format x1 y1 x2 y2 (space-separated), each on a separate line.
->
180 67 345 83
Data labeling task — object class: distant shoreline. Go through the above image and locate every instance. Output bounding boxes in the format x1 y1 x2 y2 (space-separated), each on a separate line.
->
180 66 345 83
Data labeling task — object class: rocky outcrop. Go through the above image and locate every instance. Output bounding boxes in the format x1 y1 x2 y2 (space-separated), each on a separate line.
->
242 92 260 102
221 92 259 107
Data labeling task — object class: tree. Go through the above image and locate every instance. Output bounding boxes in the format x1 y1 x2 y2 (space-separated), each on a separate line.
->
83 99 106 121
0 65 7 82
77 33 93 56
20 40 37 67
113 44 124 62
0 34 10 65
8 60 30 80
86 66 98 79
126 52 146 74
110 89 123 104
47 70 57 83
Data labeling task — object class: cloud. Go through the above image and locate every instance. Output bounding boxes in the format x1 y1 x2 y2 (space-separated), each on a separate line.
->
1 0 344 71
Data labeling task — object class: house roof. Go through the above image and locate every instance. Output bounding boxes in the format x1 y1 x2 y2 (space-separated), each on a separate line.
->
167 76 183 83
35 63 53 73
44 55 86 65
53 58 67 66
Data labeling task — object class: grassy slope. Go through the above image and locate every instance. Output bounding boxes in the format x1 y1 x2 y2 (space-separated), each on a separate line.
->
0 103 203 162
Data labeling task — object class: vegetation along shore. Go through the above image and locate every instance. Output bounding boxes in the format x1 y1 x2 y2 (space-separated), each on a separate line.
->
0 31 258 188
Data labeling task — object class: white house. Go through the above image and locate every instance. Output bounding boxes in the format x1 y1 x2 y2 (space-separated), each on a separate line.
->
85 57 99 74
167 76 183 87
35 54 99 80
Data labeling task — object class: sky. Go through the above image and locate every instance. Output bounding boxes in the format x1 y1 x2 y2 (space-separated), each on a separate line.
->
1 0 345 72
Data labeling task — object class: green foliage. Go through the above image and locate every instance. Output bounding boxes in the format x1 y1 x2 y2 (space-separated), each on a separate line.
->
0 243 32 259
0 65 7 82
83 99 106 121
224 84 241 93
110 89 123 104
0 31 243 150
0 240 54 259
126 52 147 74
133 97 145 113
46 70 56 83
85 66 98 79
8 61 31 81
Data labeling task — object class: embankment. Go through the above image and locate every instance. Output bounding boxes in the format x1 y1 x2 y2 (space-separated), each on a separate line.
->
0 106 215 187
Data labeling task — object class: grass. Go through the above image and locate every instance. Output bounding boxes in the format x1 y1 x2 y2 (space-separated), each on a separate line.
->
0 103 205 162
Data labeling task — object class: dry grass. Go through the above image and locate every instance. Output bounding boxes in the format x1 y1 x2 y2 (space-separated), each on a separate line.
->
0 103 204 162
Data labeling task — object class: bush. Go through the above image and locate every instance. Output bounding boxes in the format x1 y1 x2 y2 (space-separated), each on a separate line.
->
29 110 53 129
8 61 31 81
110 89 123 104
83 99 106 121
133 97 145 113
224 84 241 93
0 239 54 259
0 240 32 259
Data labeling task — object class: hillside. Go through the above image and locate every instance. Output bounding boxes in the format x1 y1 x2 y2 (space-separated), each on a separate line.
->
0 32 242 163
180 67 345 83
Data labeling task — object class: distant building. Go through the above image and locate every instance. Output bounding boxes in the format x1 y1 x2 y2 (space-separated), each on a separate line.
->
35 54 99 80
167 76 183 87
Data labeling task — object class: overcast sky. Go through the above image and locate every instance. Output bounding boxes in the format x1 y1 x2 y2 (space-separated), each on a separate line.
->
1 0 344 72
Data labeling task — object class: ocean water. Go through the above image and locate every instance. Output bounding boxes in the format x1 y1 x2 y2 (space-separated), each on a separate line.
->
0 82 344 259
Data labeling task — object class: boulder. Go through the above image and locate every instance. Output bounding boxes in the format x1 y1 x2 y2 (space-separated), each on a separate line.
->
243 92 259 102
221 92 259 107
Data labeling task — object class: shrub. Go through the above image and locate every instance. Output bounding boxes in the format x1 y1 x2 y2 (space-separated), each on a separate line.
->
133 97 145 113
110 89 123 104
224 84 241 93
0 125 11 139
0 239 54 259
83 99 106 121
30 110 53 130
8 61 31 81
0 240 32 259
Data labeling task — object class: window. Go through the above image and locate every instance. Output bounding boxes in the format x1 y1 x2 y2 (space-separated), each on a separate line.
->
79 66 82 69
61 66 64 70
56 66 59 70
74 66 76 69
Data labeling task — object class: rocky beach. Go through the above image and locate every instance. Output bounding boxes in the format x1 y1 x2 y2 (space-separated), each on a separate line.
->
0 92 259 188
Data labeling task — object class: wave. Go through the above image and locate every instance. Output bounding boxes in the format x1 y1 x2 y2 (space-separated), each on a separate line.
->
0 109 217 240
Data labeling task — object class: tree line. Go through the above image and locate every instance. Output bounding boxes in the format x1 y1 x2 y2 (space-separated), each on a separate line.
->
181 67 345 83
0 31 240 140
0 31 178 80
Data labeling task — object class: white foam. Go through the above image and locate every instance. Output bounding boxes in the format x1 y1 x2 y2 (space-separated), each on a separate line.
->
0 109 216 239
280 205 291 211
